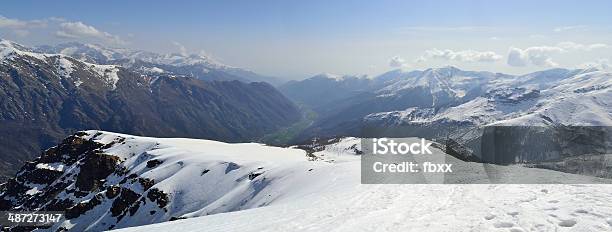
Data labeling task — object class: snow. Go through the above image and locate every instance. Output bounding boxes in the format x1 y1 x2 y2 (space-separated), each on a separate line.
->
90 64 120 89
117 184 612 232
47 42 230 69
367 68 612 127
0 40 18 61
1 39 122 89
42 131 318 231
0 39 47 61
148 67 165 73
25 186 41 195
37 130 612 232
23 183 46 196
35 162 65 171
376 67 500 98
56 57 74 79
365 107 436 124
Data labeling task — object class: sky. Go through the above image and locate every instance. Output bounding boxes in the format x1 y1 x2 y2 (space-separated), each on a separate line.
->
1 0 612 79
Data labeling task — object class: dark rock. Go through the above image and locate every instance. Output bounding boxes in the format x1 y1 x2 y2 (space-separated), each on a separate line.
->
75 152 120 192
169 216 186 221
110 188 140 217
146 159 163 168
105 185 121 199
138 178 155 191
65 194 103 219
146 188 169 209
248 171 264 180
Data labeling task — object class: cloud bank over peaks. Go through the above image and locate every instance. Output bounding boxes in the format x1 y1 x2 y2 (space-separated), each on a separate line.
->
507 46 563 67
507 42 610 67
55 21 125 45
416 49 503 63
0 15 53 37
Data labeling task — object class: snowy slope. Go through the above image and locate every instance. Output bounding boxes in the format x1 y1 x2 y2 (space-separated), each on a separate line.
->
2 131 610 231
376 66 504 99
118 185 612 232
1 39 123 89
0 131 346 231
104 134 612 232
366 68 612 127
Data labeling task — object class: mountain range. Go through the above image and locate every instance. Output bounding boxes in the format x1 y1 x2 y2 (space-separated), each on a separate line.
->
0 39 301 179
280 66 611 148
1 37 611 231
34 42 284 85
2 38 611 179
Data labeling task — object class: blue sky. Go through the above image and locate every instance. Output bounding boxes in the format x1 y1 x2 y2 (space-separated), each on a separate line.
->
2 0 612 79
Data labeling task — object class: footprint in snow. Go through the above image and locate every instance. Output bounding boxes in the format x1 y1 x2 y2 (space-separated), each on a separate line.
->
493 221 514 228
548 200 559 203
507 211 520 216
558 218 577 227
484 214 496 220
574 209 588 214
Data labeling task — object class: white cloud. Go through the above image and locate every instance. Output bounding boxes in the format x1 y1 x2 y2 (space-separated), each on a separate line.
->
507 46 563 67
557 41 609 51
417 49 502 63
389 56 408 68
507 42 610 67
0 15 47 37
0 15 46 29
56 21 124 45
507 48 527 67
553 25 587 32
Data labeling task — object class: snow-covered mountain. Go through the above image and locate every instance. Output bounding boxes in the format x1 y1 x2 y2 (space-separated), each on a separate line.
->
2 131 611 231
35 42 284 85
0 39 301 180
1 39 122 89
358 67 612 164
366 68 611 127
285 66 611 148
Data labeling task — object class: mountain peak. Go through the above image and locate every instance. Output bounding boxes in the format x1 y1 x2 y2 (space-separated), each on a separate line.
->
0 39 30 52
424 65 463 75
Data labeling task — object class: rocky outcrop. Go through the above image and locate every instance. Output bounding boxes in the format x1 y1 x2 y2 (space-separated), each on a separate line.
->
0 132 172 231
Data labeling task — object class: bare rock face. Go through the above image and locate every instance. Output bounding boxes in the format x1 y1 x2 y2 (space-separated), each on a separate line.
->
75 152 121 192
